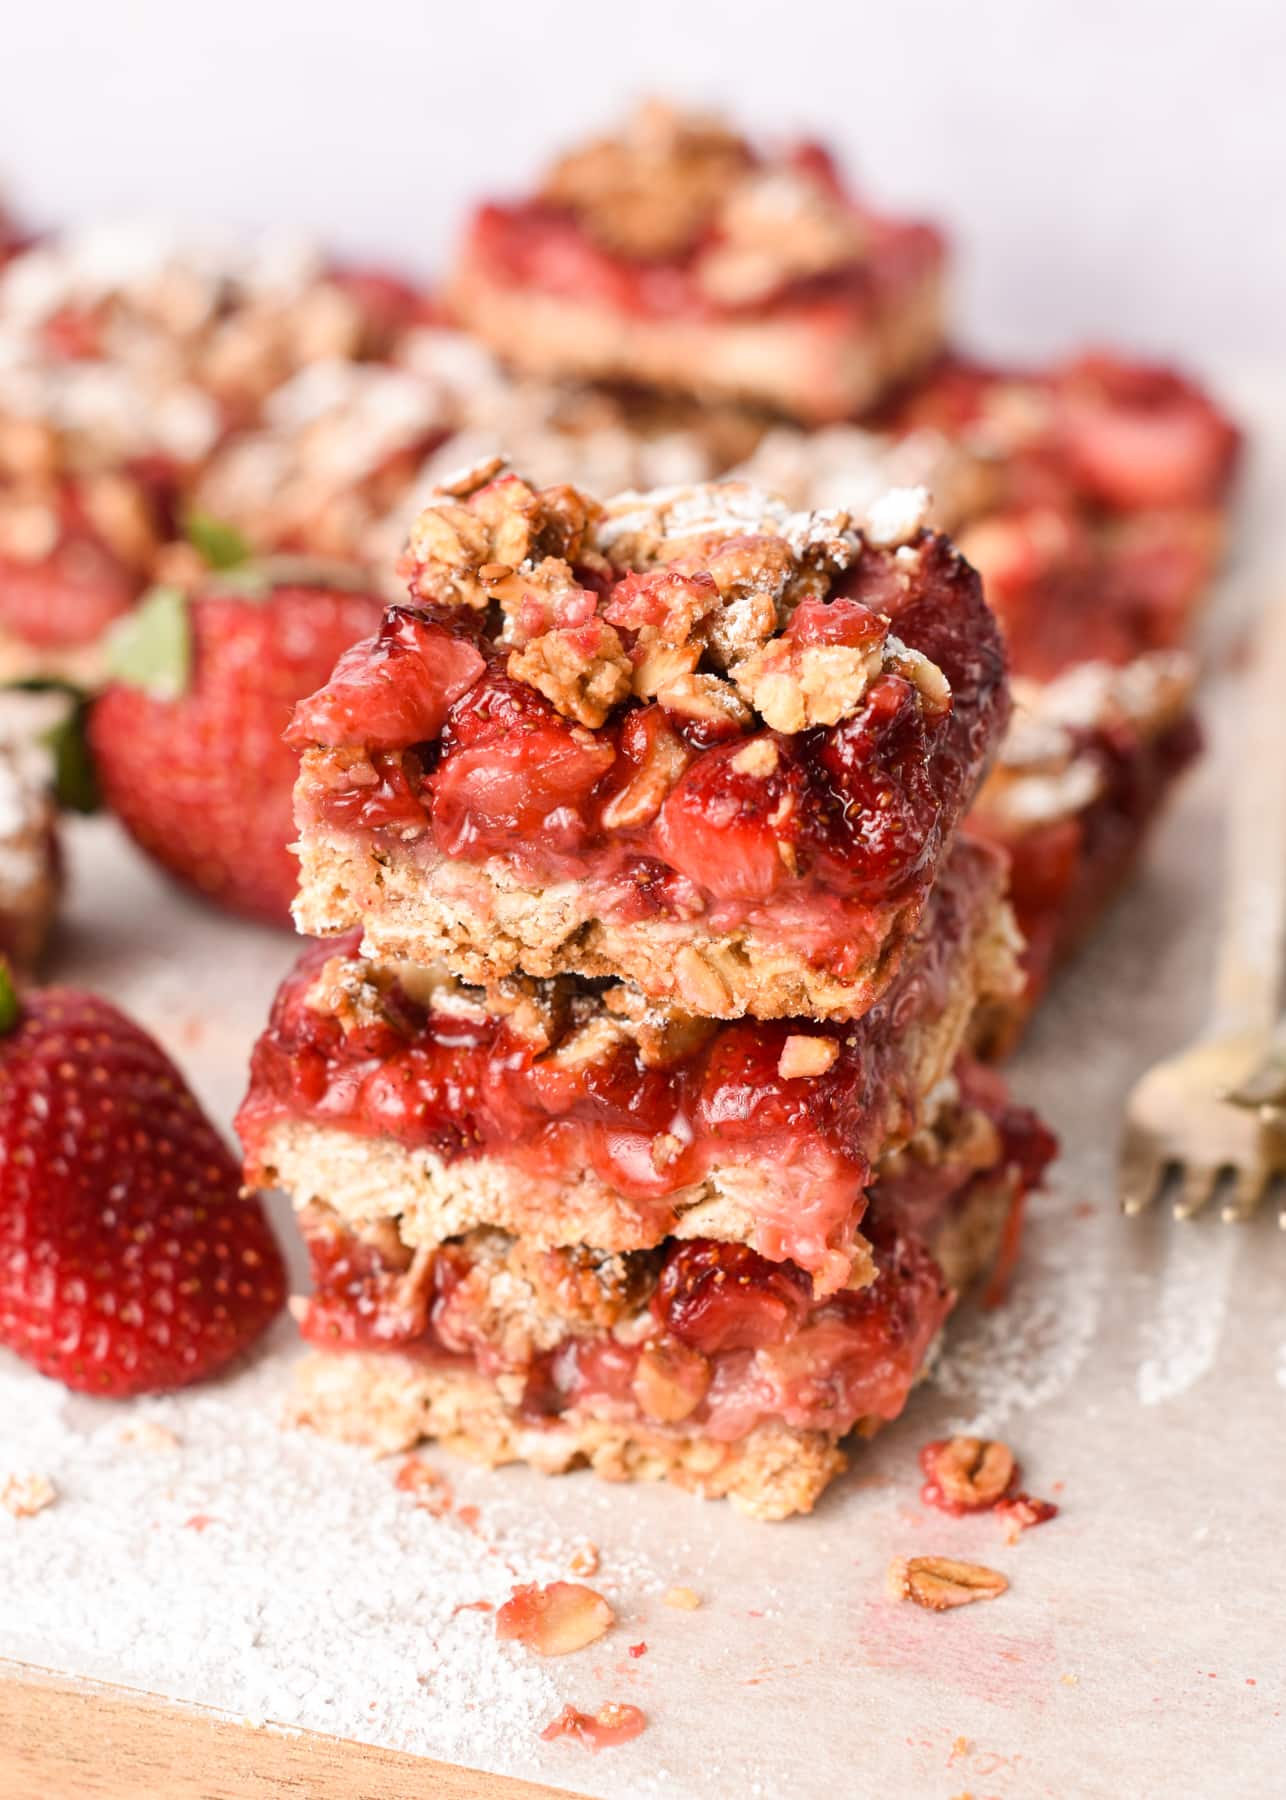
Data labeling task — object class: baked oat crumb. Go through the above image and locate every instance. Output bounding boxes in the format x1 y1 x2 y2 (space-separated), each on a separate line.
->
508 621 632 728
922 1436 1016 1511
777 1035 839 1080
730 737 779 777
118 1421 181 1453
887 1555 1008 1611
732 635 885 733
567 1541 601 1577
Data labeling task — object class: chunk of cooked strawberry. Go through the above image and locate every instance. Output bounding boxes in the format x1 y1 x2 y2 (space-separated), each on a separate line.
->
287 605 485 751
785 593 886 650
431 667 614 860
794 672 937 900
654 734 801 901
653 1240 813 1355
692 1020 820 1140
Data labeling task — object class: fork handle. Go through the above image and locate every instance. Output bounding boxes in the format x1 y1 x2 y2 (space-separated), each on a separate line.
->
1209 594 1286 1034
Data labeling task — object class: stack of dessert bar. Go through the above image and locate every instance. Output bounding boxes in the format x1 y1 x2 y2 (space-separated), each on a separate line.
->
238 462 1054 1518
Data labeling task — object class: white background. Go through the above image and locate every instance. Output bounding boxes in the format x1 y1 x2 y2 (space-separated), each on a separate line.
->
2 0 1282 367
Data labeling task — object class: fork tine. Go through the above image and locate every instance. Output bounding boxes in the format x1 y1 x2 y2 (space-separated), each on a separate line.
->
1220 1165 1268 1223
1118 1134 1165 1216
1173 1162 1220 1221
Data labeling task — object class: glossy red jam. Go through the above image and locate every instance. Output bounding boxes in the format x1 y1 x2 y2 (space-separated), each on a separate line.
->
239 842 1001 1289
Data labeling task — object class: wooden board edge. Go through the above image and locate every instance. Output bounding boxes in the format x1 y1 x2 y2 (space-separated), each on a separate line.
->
0 1659 585 1800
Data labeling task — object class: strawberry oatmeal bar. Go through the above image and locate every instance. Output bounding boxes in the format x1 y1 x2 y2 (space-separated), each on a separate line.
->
288 465 1009 1020
187 331 740 590
882 351 1241 678
245 443 1055 1516
447 101 946 423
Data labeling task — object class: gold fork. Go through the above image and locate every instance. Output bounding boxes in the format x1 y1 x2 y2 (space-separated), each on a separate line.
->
1120 593 1286 1223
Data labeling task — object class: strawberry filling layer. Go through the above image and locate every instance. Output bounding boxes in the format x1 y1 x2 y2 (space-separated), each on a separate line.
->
291 530 1008 972
295 1085 1055 1442
239 843 1002 1289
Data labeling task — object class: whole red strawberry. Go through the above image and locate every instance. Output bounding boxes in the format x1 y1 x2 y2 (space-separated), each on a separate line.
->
0 974 286 1395
89 573 386 924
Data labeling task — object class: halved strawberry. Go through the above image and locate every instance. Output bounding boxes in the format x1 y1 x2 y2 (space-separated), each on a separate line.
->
0 975 285 1396
91 578 387 924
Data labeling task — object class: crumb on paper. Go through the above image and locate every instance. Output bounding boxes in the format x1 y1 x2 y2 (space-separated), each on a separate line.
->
1061 1672 1080 1687
663 1585 702 1610
920 1435 1017 1512
394 1456 453 1516
568 1541 601 1576
495 1581 614 1656
119 1420 181 1452
629 1641 648 1658
995 1492 1059 1542
539 1701 646 1751
2 1471 57 1519
886 1555 1008 1611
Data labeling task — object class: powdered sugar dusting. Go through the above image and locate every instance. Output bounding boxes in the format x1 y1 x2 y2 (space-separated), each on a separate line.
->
1136 1222 1237 1405
0 1333 671 1777
931 1173 1107 1435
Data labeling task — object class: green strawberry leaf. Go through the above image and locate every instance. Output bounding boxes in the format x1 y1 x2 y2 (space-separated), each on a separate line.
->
5 679 101 814
185 510 252 571
45 694 100 813
102 585 192 701
0 960 19 1034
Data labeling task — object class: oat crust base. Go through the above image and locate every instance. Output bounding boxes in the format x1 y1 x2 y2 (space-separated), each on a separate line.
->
293 830 931 1022
446 256 944 425
286 1176 1015 1520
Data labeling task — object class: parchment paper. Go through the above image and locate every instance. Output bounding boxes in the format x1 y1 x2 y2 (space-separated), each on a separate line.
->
2 367 1284 1800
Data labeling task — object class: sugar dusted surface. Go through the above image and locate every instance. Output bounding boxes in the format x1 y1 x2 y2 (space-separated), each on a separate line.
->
3 370 1285 1798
